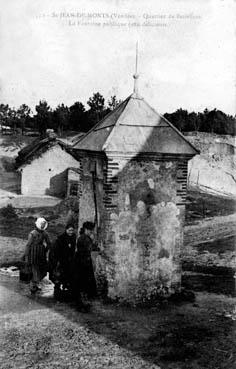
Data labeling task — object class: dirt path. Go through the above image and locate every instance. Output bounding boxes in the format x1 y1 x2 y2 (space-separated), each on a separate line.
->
0 275 160 369
0 275 236 369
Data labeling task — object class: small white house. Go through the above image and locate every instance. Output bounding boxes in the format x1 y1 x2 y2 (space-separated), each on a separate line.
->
16 136 80 197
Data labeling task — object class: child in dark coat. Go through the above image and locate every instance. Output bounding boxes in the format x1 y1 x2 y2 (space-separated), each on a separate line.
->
49 224 76 299
72 221 98 310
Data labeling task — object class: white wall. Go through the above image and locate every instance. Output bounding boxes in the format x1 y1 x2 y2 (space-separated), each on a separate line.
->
21 145 79 196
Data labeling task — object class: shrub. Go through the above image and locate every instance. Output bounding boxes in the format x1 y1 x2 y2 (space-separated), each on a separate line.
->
55 196 79 215
0 204 18 219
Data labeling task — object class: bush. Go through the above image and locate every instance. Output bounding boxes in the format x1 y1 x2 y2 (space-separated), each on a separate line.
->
0 204 18 219
55 196 79 215
1 157 16 172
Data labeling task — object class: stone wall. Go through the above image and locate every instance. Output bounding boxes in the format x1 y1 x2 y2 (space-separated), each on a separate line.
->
94 156 187 304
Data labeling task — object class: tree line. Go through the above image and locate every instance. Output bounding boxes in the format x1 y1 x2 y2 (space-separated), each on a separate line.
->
0 93 235 136
0 93 121 137
164 108 236 136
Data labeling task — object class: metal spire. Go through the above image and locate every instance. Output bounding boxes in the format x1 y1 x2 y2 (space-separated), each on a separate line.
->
133 42 139 95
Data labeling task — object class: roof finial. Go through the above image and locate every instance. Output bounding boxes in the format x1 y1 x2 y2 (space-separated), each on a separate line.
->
133 41 139 94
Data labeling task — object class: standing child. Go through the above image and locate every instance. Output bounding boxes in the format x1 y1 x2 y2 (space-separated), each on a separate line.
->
72 221 98 310
50 224 76 300
24 217 50 294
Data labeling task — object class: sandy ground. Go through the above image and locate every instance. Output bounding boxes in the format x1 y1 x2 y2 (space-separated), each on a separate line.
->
0 193 61 208
0 211 235 369
184 213 236 244
183 213 236 269
0 274 235 369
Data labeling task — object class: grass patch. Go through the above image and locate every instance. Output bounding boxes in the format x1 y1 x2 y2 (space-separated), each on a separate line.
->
186 190 236 223
0 216 65 241
0 204 18 218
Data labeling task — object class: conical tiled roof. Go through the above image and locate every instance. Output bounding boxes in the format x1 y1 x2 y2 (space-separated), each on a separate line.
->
72 93 199 156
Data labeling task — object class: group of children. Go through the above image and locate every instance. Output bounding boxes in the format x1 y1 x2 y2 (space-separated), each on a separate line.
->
23 217 98 311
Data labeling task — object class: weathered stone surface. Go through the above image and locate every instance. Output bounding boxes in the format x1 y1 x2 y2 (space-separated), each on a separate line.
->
76 152 188 303
85 157 185 303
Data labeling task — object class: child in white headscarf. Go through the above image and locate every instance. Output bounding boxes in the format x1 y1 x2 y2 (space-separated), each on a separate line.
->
24 218 51 294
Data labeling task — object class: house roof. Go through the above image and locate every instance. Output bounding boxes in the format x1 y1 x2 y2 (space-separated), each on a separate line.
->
15 136 78 169
58 132 85 146
72 93 199 156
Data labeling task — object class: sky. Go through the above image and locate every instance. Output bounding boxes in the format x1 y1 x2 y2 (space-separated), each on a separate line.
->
0 0 235 115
